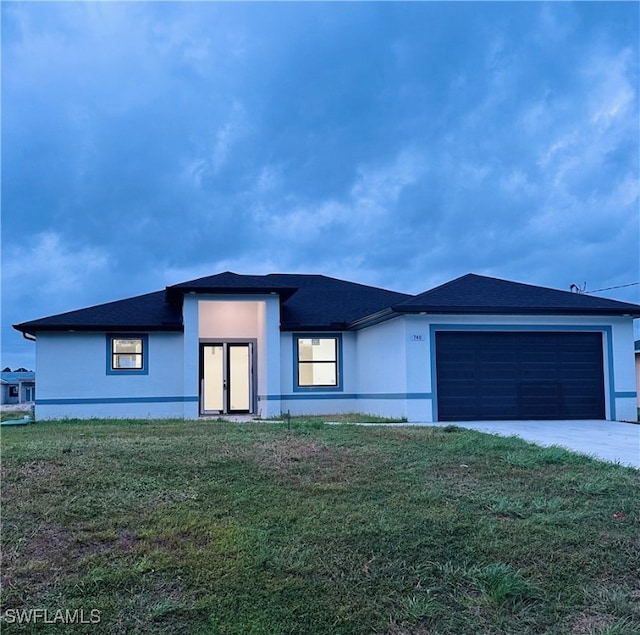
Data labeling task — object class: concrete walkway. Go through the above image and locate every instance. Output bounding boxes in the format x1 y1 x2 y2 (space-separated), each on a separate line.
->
428 420 640 469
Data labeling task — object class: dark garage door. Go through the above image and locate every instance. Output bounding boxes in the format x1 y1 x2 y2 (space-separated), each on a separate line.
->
435 331 605 421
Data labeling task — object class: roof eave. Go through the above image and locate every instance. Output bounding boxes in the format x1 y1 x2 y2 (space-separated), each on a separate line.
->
13 324 184 336
346 308 398 330
392 306 640 317
165 286 298 303
280 323 349 332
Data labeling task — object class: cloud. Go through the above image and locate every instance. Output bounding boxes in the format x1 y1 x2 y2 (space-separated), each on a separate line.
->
2 1 638 364
182 100 249 186
1 232 111 365
3 232 109 307
250 149 426 244
585 47 635 127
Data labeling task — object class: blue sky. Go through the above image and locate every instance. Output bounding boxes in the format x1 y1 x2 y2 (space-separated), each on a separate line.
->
2 1 639 369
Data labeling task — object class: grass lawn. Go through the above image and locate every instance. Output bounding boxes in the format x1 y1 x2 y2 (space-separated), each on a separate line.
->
1 419 638 635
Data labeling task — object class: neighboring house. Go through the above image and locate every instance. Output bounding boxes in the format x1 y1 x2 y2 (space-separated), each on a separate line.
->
0 371 36 405
13 272 640 422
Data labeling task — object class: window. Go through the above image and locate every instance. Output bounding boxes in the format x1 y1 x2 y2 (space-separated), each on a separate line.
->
106 334 149 375
112 338 143 369
9 385 19 398
294 334 342 390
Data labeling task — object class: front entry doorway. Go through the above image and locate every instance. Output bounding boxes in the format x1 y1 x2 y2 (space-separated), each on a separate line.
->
200 342 254 415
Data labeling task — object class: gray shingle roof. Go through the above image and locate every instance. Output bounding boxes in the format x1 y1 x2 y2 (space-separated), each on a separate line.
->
267 274 410 330
393 273 640 315
13 272 640 336
14 291 183 333
165 271 298 302
13 274 410 334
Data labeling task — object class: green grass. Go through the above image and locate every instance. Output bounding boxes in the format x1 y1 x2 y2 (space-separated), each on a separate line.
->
1 418 638 634
266 412 408 424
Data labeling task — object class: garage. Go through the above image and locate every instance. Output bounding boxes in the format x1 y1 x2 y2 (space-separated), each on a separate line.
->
435 331 606 421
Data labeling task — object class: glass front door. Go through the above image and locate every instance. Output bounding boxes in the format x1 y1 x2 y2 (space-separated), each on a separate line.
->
201 343 253 415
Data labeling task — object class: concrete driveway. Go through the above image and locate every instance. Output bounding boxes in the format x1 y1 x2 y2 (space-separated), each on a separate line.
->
429 419 640 469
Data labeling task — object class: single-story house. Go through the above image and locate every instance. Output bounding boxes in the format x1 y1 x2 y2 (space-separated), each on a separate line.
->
1 370 36 405
13 272 640 422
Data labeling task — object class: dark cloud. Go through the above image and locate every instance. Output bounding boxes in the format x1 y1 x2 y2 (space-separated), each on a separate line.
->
2 2 638 367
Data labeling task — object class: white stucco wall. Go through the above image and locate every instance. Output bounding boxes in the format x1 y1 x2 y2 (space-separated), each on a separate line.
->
198 300 261 337
608 319 638 421
324 313 636 423
279 331 357 416
265 313 638 422
354 315 437 420
184 294 282 419
33 302 637 423
36 331 185 419
275 319 424 421
257 296 282 419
